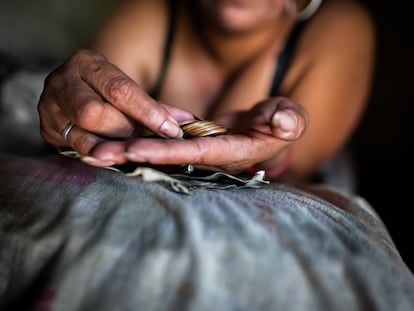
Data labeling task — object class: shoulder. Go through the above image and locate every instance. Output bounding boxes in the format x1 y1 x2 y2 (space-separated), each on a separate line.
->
305 0 376 50
291 0 376 79
91 0 170 86
92 0 169 48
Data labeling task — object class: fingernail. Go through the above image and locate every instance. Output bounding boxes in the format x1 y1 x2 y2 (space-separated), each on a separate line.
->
81 156 115 166
81 156 99 163
272 110 299 133
160 120 184 138
124 152 146 162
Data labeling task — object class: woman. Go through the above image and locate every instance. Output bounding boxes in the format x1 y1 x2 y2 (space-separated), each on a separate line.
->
6 2 414 309
38 0 375 184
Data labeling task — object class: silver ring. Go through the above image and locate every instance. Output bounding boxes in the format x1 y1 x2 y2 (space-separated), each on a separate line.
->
61 122 75 144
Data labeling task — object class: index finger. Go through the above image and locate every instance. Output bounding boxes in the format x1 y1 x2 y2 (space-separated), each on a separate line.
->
75 50 183 138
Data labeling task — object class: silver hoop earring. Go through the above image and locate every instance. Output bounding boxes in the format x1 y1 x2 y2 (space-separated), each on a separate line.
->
285 0 323 21
297 0 323 20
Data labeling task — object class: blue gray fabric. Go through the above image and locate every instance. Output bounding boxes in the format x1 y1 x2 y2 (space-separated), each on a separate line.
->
1 153 414 311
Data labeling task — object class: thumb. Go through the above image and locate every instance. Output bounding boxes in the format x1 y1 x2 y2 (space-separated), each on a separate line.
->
271 108 306 140
248 97 308 141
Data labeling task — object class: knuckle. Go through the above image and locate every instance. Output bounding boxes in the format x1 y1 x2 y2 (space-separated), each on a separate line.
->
39 127 53 145
37 96 47 114
104 76 135 104
43 67 64 92
70 49 104 66
75 100 105 129
68 49 108 78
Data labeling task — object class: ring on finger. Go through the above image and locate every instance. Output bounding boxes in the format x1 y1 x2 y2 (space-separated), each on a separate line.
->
61 122 75 144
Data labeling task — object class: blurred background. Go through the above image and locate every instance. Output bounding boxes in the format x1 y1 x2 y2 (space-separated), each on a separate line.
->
354 0 414 271
0 0 413 270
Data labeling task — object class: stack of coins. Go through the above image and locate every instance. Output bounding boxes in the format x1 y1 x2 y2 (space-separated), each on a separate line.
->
178 119 229 174
179 119 229 138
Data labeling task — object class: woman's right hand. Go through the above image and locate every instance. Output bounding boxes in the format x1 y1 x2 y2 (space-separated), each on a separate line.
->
37 49 192 155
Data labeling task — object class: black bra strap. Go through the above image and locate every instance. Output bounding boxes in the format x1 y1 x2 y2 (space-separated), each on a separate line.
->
269 20 307 97
150 0 177 99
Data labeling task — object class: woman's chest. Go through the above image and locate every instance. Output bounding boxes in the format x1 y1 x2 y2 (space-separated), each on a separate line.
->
157 49 279 119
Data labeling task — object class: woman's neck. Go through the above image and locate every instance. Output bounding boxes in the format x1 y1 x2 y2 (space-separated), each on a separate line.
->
184 3 294 75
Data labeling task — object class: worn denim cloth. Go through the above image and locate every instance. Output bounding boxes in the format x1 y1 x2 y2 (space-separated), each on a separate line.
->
1 153 414 311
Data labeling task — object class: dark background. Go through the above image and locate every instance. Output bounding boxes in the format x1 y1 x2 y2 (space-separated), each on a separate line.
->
353 0 414 271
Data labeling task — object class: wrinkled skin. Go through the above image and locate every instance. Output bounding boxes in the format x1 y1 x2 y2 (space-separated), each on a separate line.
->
38 50 307 173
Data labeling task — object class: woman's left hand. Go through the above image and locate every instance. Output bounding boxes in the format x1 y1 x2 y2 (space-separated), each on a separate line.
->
82 97 308 173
